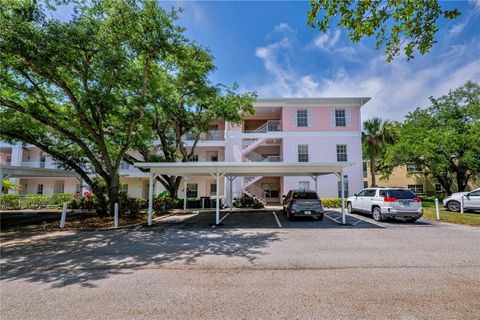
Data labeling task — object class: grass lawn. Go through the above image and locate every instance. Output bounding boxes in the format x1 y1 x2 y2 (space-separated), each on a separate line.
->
422 207 480 226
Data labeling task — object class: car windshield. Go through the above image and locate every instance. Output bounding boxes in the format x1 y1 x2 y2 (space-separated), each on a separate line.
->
387 189 416 199
293 192 318 199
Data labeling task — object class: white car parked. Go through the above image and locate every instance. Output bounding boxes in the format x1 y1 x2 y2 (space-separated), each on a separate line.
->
443 188 480 212
347 188 423 222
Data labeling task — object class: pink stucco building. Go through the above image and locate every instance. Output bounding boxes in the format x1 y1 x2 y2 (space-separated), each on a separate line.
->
0 97 370 203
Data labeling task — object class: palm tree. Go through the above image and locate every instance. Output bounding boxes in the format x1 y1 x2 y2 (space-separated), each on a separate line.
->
1 179 22 194
362 117 398 187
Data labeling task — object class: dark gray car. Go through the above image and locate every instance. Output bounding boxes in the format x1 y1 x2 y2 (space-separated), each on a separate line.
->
282 190 324 221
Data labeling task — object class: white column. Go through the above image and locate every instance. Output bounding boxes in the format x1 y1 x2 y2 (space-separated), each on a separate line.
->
147 173 154 226
228 176 234 213
341 169 346 225
216 173 220 225
183 177 189 213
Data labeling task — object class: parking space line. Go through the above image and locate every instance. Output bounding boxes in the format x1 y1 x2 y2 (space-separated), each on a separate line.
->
324 213 341 223
346 213 386 228
272 212 283 228
218 212 232 224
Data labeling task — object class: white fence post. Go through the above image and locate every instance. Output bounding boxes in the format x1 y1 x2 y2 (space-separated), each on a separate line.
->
435 198 440 220
114 203 119 228
60 202 67 229
460 196 464 214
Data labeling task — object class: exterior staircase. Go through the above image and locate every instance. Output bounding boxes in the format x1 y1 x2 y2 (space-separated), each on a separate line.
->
242 138 266 155
243 184 267 205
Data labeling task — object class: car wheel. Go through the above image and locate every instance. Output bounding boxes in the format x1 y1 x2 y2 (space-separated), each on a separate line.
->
447 201 460 212
347 202 354 213
372 207 384 222
406 218 417 223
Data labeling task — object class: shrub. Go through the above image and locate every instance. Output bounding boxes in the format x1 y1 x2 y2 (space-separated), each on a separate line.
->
0 194 20 209
118 192 145 218
68 191 98 210
320 198 347 208
153 196 177 213
233 196 264 209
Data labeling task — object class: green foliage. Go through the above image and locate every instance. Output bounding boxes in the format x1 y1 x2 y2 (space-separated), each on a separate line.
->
383 81 480 193
0 193 75 209
1 179 22 192
232 196 265 209
0 194 20 209
117 192 146 218
308 0 460 61
153 195 178 213
68 191 98 210
362 117 398 187
321 198 346 208
0 0 186 214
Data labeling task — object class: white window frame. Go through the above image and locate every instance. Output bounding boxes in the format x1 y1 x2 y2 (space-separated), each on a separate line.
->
298 145 309 162
335 109 346 126
296 110 308 127
336 144 348 162
190 154 199 162
408 184 424 194
331 108 352 127
37 184 44 195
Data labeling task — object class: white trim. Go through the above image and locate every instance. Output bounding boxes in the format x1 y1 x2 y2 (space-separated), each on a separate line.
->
253 97 371 108
230 131 361 139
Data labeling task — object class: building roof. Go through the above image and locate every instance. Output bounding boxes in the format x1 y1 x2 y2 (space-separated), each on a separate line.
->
0 165 79 178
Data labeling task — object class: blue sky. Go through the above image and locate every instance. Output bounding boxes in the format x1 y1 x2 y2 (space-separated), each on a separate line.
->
160 0 480 121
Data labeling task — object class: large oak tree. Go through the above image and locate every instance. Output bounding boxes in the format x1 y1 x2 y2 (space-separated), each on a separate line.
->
0 0 184 213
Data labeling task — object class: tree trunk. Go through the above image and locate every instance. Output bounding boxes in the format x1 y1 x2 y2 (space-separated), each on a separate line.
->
106 173 120 216
158 175 183 198
369 157 377 187
456 167 469 192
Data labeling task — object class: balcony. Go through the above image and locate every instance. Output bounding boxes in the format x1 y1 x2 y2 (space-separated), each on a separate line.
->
184 130 225 141
0 161 64 169
244 120 282 133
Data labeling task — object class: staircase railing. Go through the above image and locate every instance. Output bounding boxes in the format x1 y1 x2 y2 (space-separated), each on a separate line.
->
245 184 267 204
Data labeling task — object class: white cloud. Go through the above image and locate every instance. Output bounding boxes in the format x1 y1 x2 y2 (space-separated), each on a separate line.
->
449 21 467 36
253 26 480 122
273 23 294 33
312 30 341 50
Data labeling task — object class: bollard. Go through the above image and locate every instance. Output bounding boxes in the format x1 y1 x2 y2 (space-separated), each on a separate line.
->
460 196 464 214
60 202 67 229
114 203 119 228
435 198 440 221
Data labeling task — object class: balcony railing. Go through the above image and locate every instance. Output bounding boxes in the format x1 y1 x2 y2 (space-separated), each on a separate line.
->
184 130 225 141
244 120 282 133
0 161 65 169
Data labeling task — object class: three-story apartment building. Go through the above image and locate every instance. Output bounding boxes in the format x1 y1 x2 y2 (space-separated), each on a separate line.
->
1 97 370 203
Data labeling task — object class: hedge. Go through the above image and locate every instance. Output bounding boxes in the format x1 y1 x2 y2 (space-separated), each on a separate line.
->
0 193 75 210
320 198 347 208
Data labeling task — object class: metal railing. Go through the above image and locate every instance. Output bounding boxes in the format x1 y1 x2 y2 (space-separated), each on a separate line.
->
244 120 282 133
245 184 267 203
0 161 64 169
263 156 282 162
184 130 225 141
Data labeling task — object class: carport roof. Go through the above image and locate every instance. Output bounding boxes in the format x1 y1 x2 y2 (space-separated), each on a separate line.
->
134 161 354 177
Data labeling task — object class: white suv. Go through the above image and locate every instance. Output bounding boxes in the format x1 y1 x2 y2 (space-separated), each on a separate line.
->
347 188 423 222
443 188 480 212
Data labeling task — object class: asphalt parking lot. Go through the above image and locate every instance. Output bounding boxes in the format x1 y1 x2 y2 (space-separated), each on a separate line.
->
1 209 479 319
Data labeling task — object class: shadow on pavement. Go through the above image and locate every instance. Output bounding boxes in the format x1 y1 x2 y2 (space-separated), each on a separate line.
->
0 227 280 288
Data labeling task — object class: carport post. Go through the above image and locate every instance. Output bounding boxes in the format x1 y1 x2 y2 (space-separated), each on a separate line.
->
147 173 154 226
227 176 235 213
210 172 226 225
183 176 189 213
311 175 319 194
340 169 346 225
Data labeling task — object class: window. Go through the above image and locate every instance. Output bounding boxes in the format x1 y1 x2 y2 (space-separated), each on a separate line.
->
336 145 348 162
408 184 424 194
407 163 422 173
298 181 310 191
298 145 309 162
190 154 199 162
186 183 198 198
76 184 81 193
120 162 129 170
296 110 308 127
379 190 387 197
364 189 376 197
363 181 368 188
210 183 217 196
37 184 44 194
337 181 349 197
335 109 346 126
357 190 367 197
435 184 442 192
121 184 128 193
469 190 480 196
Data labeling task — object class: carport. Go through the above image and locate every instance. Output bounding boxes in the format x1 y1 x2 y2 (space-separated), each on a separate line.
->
134 162 353 226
